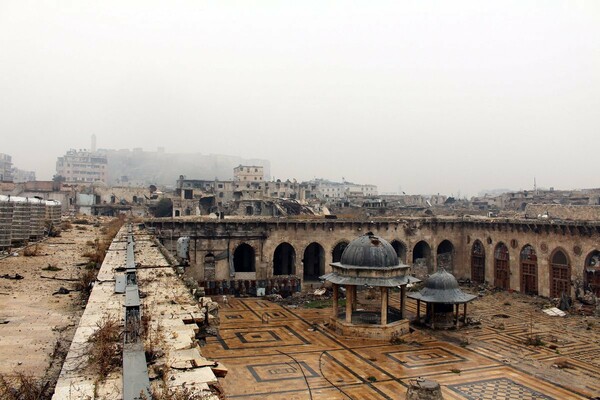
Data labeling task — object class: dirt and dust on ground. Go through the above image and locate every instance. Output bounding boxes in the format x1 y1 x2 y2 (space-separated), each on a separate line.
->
0 215 123 399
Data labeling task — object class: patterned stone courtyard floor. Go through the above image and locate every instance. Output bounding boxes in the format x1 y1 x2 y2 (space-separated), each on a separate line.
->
203 295 599 399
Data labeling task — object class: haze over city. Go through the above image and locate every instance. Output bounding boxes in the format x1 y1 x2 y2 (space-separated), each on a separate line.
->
1 1 599 196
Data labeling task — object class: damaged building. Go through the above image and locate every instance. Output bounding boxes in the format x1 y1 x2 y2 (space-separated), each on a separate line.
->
148 205 600 305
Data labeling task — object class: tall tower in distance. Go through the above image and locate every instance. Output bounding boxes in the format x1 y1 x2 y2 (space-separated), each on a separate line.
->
91 134 97 152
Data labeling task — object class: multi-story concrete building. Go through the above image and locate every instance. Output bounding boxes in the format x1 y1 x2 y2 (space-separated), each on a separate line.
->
234 165 264 182
0 154 13 182
56 149 108 183
304 179 378 200
11 168 36 183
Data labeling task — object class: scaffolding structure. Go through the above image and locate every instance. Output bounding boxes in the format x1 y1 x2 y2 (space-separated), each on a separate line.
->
0 195 62 249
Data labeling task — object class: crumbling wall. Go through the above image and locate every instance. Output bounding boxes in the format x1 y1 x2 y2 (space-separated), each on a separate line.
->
525 204 600 221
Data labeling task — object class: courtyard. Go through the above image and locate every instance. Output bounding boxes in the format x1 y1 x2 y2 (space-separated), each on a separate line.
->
203 292 600 399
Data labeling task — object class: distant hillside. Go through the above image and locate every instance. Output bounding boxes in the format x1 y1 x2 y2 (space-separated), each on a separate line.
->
104 149 270 187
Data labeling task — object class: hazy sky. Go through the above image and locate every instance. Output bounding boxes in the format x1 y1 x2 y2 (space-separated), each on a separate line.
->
1 1 599 196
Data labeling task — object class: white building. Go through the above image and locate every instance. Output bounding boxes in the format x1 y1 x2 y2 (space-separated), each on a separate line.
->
234 165 264 182
0 154 13 182
12 168 36 183
56 149 108 183
307 179 378 200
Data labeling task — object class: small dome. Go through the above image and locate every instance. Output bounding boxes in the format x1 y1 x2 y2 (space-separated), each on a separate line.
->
407 268 476 304
423 268 459 290
340 232 399 268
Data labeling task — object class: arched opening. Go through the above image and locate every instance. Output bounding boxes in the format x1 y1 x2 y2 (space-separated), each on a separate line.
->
436 240 454 272
584 250 600 296
245 206 253 216
233 243 255 273
204 253 216 280
273 243 296 275
332 241 349 263
550 249 571 298
413 241 432 274
132 195 138 203
174 210 181 217
494 242 510 290
390 240 407 263
303 242 325 281
471 240 485 283
520 245 538 295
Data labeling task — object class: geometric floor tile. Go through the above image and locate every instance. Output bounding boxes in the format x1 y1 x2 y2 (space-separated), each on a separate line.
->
449 377 554 400
247 361 319 382
385 347 465 368
203 298 593 400
216 325 310 350
569 348 600 368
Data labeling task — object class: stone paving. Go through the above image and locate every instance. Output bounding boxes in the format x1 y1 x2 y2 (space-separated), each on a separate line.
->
203 296 596 399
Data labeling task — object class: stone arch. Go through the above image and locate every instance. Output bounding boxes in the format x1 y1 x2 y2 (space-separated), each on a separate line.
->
471 240 485 284
390 240 407 263
436 240 454 272
331 240 349 263
550 248 571 298
584 250 600 296
273 242 296 276
413 240 432 274
303 242 325 281
233 243 255 273
494 242 510 290
174 210 181 217
520 244 538 295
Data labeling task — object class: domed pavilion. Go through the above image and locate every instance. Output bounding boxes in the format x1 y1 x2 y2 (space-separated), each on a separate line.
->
320 232 420 340
408 268 476 329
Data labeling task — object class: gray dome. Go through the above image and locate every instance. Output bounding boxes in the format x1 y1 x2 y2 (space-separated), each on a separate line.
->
340 233 399 268
408 268 476 304
424 268 459 290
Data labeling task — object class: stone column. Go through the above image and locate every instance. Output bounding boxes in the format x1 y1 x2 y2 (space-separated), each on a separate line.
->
381 287 388 325
345 285 353 323
400 285 406 319
352 285 357 311
455 304 459 327
332 284 338 318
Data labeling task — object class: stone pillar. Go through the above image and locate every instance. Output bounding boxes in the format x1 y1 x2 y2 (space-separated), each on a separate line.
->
463 303 467 325
352 285 357 311
381 287 388 325
454 304 459 327
332 284 338 318
400 285 406 319
345 285 353 323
